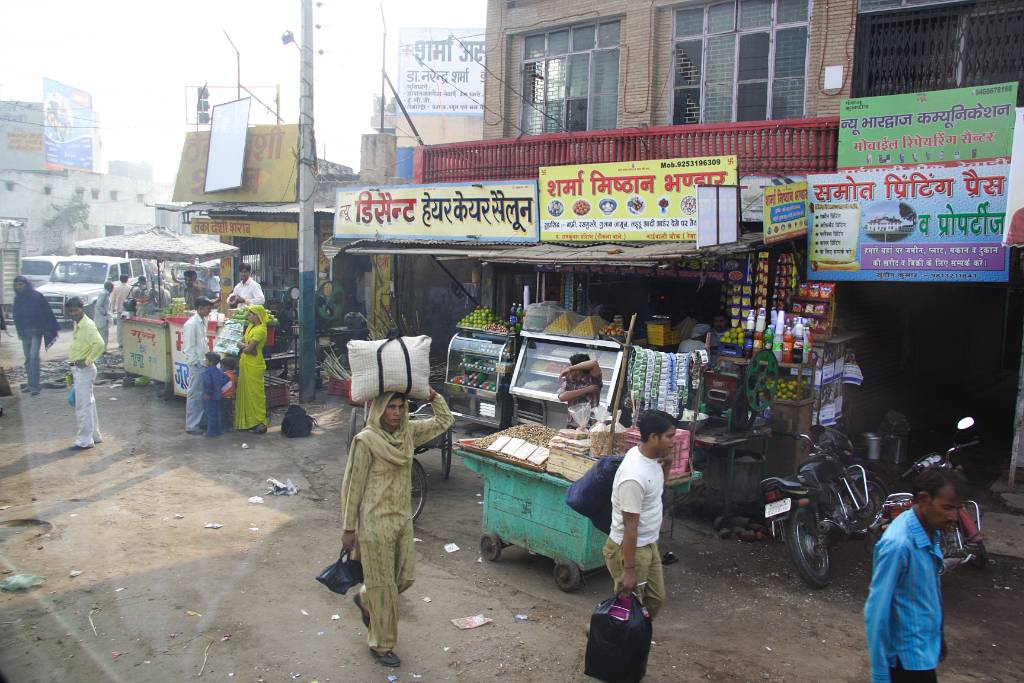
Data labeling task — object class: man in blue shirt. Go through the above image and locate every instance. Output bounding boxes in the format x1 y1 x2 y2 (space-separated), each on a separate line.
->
864 468 967 683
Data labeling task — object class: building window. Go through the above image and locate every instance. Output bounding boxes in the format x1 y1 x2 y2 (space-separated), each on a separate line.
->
91 189 100 200
521 20 621 134
43 186 52 195
858 0 964 11
105 225 125 236
5 182 14 191
137 193 145 204
673 0 809 125
110 190 118 201
75 188 85 198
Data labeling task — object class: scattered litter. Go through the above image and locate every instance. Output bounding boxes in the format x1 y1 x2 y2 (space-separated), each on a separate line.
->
186 610 202 617
0 505 10 510
451 614 493 630
247 496 265 505
88 607 100 636
70 513 77 518
444 543 460 553
301 609 309 616
443 646 451 652
249 527 260 532
174 513 185 519
204 523 223 529
412 675 422 680
290 674 301 680
221 633 232 642
476 493 481 497
69 570 83 578
266 478 299 496
241 443 250 449
514 614 528 621
413 537 422 543
765 646 773 652
422 597 432 603
477 501 483 505
387 676 398 683
0 575 45 592
114 587 125 592
317 631 325 636
476 557 482 563
112 652 125 660
109 397 118 401
331 614 341 620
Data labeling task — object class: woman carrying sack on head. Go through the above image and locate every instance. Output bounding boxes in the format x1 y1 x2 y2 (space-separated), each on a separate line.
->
234 304 269 433
340 389 453 668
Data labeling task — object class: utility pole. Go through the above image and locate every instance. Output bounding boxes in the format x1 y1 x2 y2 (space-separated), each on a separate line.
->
298 0 317 402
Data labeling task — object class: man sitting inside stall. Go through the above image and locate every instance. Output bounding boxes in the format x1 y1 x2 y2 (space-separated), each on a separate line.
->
558 354 603 427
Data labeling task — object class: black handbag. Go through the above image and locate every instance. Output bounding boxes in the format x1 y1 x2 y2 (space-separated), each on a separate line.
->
315 549 364 595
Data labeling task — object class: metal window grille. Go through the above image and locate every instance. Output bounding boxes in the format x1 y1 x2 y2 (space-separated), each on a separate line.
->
853 0 1024 104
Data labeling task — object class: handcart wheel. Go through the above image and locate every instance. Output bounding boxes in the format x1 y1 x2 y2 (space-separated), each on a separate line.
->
441 429 453 480
553 560 583 592
480 533 503 562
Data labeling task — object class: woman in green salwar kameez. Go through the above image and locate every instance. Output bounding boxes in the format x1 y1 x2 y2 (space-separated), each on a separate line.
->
340 388 453 668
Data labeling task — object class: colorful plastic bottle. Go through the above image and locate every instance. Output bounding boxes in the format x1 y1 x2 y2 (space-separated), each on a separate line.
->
782 327 794 364
792 318 804 364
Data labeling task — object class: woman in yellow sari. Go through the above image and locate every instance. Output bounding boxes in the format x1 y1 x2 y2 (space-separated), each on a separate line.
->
234 305 268 433
341 389 453 668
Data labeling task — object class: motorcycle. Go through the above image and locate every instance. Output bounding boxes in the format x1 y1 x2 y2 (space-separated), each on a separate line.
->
760 428 888 588
880 416 987 571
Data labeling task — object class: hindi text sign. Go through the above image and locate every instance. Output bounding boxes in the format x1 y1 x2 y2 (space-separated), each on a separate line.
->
763 181 808 244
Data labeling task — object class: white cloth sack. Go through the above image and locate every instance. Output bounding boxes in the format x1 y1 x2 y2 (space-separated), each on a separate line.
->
347 335 432 402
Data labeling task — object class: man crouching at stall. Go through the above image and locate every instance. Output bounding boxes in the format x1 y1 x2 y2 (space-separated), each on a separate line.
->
604 410 677 619
340 389 453 668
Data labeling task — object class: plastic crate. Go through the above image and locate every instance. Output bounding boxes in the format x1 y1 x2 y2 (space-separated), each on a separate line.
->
264 376 291 410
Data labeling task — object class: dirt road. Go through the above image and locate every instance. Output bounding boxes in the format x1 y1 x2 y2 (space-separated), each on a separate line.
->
1 378 1023 682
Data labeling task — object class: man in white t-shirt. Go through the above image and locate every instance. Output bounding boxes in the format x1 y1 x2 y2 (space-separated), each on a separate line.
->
604 409 677 618
228 263 265 306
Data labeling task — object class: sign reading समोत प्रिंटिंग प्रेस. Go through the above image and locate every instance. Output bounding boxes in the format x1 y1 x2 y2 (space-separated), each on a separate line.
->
538 156 737 242
333 182 539 242
807 163 1010 283
837 82 1018 170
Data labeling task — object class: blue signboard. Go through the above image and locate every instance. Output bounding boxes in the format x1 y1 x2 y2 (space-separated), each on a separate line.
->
43 78 94 171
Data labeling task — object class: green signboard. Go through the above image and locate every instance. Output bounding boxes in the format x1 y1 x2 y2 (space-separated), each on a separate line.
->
838 83 1018 170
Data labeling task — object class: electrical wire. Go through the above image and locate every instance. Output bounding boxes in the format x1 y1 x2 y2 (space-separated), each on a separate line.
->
0 115 180 131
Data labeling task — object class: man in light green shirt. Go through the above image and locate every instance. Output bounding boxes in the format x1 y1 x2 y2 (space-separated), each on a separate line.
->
67 297 106 449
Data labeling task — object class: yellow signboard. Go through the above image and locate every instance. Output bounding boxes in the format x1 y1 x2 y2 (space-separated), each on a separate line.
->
172 124 298 203
762 181 808 245
191 218 298 239
334 182 538 242
121 318 171 384
539 156 737 242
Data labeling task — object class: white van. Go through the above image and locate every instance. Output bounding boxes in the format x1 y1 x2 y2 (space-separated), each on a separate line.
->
37 256 145 321
18 256 64 288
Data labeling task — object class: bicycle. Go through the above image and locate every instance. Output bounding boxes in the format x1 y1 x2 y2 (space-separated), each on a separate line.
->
347 401 439 522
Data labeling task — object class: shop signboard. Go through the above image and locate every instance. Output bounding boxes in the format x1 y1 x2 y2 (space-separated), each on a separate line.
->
762 181 808 244
538 156 737 242
838 82 1018 170
807 163 1010 283
0 101 44 171
397 27 485 116
191 218 298 239
121 318 171 385
333 182 538 242
1004 107 1024 246
43 78 94 171
172 124 298 202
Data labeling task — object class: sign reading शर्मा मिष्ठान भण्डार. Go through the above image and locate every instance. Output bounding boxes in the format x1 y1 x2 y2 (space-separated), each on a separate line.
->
538 156 737 242
397 27 485 117
807 164 1009 283
172 124 298 203
762 181 808 245
333 182 538 242
837 82 1018 169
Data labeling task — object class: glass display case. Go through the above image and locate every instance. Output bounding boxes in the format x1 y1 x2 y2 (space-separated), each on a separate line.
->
510 332 625 428
445 330 516 428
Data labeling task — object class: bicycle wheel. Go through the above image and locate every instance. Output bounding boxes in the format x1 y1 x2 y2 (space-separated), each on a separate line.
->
411 458 429 522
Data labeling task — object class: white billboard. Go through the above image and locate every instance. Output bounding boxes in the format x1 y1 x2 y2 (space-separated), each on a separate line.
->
0 101 45 171
397 28 485 116
204 97 251 193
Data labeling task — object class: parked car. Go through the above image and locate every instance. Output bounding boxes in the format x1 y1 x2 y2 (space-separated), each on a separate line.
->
18 255 65 288
37 256 145 322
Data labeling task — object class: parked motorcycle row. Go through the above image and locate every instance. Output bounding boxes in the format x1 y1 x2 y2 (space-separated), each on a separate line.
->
759 417 987 588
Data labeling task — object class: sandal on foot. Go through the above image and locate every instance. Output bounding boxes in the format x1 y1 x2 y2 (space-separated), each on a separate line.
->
353 594 370 627
370 649 401 667
250 424 267 434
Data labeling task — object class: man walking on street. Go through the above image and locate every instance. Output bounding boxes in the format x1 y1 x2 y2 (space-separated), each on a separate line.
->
111 274 130 348
12 275 60 396
95 281 113 350
864 468 967 683
183 297 213 434
66 297 105 450
604 409 677 619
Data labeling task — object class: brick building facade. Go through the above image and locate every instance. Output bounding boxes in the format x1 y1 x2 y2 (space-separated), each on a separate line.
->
483 0 857 140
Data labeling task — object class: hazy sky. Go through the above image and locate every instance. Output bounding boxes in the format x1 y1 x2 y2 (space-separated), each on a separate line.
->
0 0 487 184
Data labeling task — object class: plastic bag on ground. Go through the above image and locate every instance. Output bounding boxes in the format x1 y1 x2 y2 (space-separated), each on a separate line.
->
584 593 652 682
